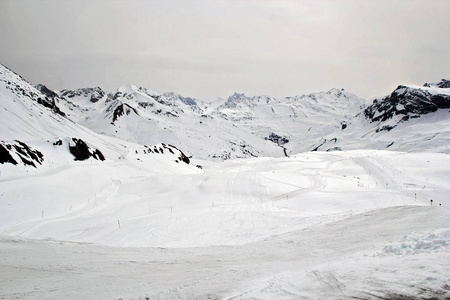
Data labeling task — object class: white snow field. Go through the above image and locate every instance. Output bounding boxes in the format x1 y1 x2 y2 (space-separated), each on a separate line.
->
1 150 449 299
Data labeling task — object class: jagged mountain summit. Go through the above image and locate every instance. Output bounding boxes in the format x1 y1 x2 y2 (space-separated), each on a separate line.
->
0 64 198 174
52 78 450 158
1 63 449 165
53 83 370 160
55 84 283 160
314 80 450 152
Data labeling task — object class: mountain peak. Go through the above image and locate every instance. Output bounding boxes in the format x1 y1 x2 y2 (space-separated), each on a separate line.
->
423 79 450 89
59 86 106 103
364 82 450 127
223 92 273 109
115 84 159 98
161 92 198 106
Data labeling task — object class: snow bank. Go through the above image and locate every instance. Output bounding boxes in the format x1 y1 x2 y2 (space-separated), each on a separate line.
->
379 228 450 256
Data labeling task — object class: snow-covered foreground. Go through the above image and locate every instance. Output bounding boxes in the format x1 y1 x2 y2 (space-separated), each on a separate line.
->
1 150 449 299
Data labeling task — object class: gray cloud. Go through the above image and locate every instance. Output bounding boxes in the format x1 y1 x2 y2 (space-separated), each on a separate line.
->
1 0 449 100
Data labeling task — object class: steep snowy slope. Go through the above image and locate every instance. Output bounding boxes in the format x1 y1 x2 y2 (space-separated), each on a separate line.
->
38 73 450 160
0 64 198 177
1 149 449 299
55 85 368 160
56 84 282 160
215 88 367 155
314 80 450 152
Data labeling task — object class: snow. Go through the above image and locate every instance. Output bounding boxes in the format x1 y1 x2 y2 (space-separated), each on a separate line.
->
379 228 450 256
52 81 369 160
1 149 449 299
1 64 450 299
404 84 450 96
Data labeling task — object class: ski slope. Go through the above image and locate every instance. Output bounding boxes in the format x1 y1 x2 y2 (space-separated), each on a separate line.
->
1 150 449 299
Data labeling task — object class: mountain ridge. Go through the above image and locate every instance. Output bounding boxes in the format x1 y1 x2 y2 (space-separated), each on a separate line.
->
0 64 198 175
2 63 449 164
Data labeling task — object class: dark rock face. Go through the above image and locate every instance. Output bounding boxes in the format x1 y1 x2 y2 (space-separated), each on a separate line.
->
69 139 91 161
1 66 66 118
138 143 191 164
69 138 105 161
35 84 59 100
423 79 450 89
167 144 190 164
109 103 139 124
0 140 44 168
112 104 124 123
178 150 190 164
92 149 105 161
32 84 66 116
1 76 65 117
35 97 66 117
0 143 18 165
87 88 105 103
364 84 450 130
53 139 63 146
60 87 105 103
265 133 289 145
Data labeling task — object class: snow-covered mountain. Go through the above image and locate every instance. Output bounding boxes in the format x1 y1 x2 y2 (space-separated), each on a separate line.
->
0 64 198 176
2 63 449 164
56 84 283 160
49 79 450 159
314 80 450 152
53 84 369 159
214 88 367 154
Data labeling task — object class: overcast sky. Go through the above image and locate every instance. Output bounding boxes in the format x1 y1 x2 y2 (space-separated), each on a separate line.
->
1 0 449 101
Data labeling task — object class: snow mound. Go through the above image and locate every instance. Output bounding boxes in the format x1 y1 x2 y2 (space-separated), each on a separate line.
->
379 228 450 256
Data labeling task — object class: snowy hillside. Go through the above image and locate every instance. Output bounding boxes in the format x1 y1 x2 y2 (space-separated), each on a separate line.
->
1 148 449 299
56 83 283 160
1 64 449 299
0 64 198 177
46 76 450 160
54 84 370 159
314 80 450 153
214 88 367 155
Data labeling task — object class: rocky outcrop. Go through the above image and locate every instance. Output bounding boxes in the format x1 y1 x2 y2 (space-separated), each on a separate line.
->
265 133 289 145
0 67 65 117
108 102 139 124
69 138 105 161
35 84 59 101
364 82 450 131
60 87 105 103
0 140 44 167
424 79 450 89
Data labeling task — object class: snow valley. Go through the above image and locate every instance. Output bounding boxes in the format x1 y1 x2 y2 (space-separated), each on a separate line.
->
0 64 449 299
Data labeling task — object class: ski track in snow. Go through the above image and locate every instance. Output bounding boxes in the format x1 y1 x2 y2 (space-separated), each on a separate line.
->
0 206 448 300
0 150 449 299
352 155 400 189
1 179 123 237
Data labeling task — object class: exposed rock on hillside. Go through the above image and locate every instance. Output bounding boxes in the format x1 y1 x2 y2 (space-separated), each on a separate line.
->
364 82 450 131
0 140 44 167
69 138 105 161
